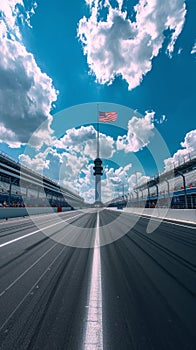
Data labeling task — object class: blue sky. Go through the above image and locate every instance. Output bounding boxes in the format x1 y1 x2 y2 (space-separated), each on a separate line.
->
0 0 195 202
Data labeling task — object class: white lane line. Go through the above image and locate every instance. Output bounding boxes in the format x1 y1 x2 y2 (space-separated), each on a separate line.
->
0 239 61 297
0 245 66 332
0 212 84 248
84 211 103 350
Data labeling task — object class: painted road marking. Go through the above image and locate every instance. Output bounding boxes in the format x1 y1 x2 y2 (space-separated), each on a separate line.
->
0 245 66 332
0 212 84 248
84 210 103 350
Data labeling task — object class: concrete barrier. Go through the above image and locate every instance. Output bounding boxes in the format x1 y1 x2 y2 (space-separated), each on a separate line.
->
119 207 196 223
0 207 72 220
1 206 195 223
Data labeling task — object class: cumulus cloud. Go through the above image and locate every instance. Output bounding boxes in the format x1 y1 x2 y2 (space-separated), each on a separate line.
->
19 146 74 172
0 1 58 148
0 0 32 39
73 162 132 203
190 41 196 55
117 111 155 152
0 123 22 148
55 125 115 159
78 0 186 90
60 161 95 202
164 129 196 171
97 163 132 201
155 114 167 125
181 130 196 150
61 161 131 203
128 172 150 191
84 133 115 158
55 125 96 150
59 153 89 181
105 163 132 185
177 47 183 55
19 151 50 172
76 164 95 201
17 122 116 202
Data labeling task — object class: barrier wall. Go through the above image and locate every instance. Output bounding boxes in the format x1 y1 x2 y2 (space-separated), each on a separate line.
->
1 207 195 223
120 207 196 223
0 207 72 220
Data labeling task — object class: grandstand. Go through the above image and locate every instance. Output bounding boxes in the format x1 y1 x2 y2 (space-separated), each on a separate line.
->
0 151 85 209
108 150 196 209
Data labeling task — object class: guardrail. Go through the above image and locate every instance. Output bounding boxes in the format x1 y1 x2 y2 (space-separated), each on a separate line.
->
110 207 196 223
0 207 72 220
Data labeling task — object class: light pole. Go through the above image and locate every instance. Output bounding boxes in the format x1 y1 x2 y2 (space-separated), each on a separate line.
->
122 183 125 198
155 183 159 207
147 185 150 208
164 179 170 207
134 190 139 207
8 176 12 207
177 171 188 209
139 189 144 207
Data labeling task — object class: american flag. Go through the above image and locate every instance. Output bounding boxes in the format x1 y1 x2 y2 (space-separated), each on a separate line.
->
99 111 118 123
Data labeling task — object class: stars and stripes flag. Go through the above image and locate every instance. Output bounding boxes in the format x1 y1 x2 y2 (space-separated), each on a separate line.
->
99 111 118 123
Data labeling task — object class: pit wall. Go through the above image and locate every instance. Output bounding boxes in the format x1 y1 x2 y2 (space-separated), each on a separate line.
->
110 207 196 223
0 207 72 220
1 207 195 224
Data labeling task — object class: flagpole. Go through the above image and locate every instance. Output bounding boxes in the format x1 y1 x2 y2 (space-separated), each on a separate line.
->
97 103 100 158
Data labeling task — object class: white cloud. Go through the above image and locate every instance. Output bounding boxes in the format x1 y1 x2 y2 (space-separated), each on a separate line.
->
75 162 132 203
59 156 132 203
0 0 24 39
0 123 23 148
18 146 68 172
98 163 132 201
190 41 196 55
105 163 132 185
18 147 87 195
164 129 196 171
0 1 58 149
55 125 115 159
17 122 115 202
78 0 186 90
155 114 167 125
84 133 115 159
59 153 89 181
128 172 150 192
117 111 155 152
16 114 127 202
61 162 95 202
55 125 96 150
19 152 50 172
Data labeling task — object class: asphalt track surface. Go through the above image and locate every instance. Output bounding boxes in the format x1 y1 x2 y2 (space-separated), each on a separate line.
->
0 209 196 350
